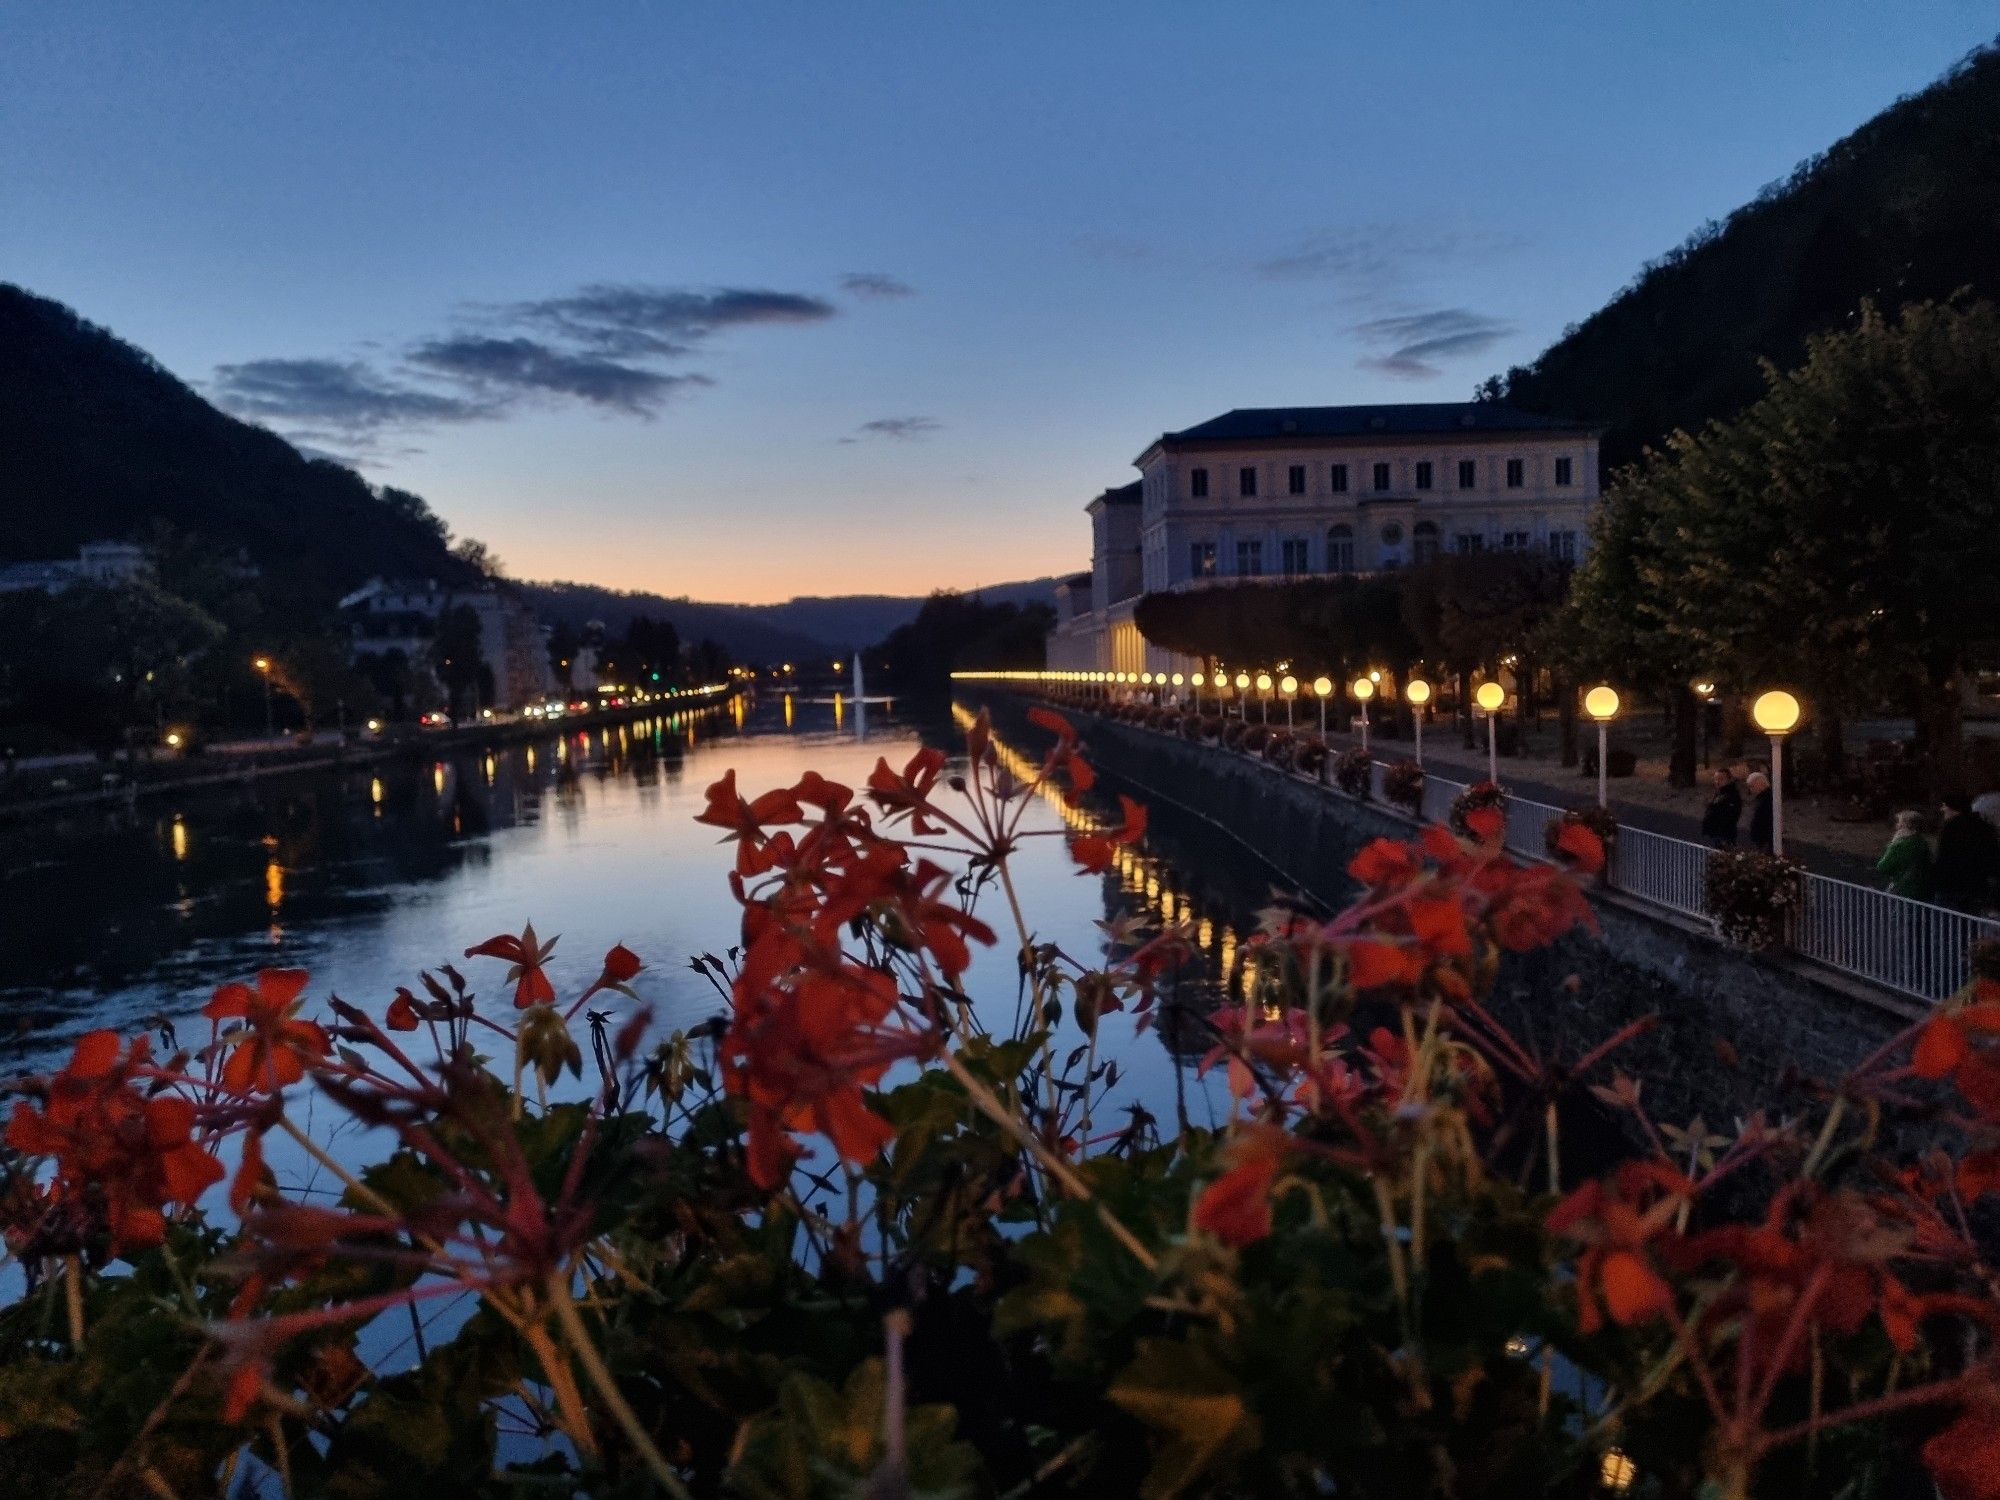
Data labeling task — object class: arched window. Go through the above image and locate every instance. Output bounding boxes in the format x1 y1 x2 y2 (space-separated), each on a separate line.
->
1326 524 1354 573
1413 521 1440 564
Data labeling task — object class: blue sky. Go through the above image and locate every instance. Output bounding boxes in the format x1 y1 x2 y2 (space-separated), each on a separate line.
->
3 3 1993 601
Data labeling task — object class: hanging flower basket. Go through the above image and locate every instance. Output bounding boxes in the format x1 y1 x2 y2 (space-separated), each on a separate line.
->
1333 747 1373 797
1448 779 1508 842
1704 849 1805 950
1292 735 1329 778
1545 805 1619 864
1382 758 1425 813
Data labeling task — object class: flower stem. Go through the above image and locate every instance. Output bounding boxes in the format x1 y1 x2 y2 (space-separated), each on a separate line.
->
63 1253 84 1346
547 1272 695 1499
518 1309 599 1463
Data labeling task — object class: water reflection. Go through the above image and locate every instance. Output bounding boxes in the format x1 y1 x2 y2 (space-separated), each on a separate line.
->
0 694 1286 1131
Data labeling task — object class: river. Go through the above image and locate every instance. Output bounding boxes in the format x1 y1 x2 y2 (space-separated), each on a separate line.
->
0 692 1292 1132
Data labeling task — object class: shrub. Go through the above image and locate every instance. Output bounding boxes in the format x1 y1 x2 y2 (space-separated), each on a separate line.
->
1262 728 1295 766
1705 847 1806 949
1382 757 1425 812
3 707 1998 1499
1293 734 1329 777
1239 722 1271 756
1333 746 1372 797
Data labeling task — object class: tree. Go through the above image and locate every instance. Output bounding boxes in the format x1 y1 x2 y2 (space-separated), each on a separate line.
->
1573 299 2000 791
867 593 1051 692
432 604 487 718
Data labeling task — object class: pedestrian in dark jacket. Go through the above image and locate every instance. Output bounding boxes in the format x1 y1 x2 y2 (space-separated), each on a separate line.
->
1700 768 1742 847
1744 772 1773 853
1934 791 2000 912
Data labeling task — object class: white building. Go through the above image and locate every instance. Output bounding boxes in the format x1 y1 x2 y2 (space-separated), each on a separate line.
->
340 578 556 711
1051 403 1602 674
0 540 152 595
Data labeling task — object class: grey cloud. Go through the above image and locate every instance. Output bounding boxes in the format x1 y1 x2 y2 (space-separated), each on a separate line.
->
211 358 493 432
408 335 710 415
853 416 940 441
840 272 915 299
506 284 837 357
1350 308 1513 380
1255 227 1525 300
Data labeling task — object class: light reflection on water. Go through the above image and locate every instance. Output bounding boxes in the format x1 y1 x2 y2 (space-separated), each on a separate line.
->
0 696 1279 1135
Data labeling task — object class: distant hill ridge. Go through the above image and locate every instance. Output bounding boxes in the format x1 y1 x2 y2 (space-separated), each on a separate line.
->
518 576 1062 662
1485 40 2000 467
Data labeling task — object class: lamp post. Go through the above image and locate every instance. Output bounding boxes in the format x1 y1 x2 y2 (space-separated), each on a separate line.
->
1584 685 1621 809
1695 681 1717 769
254 656 274 739
1233 672 1250 719
1171 671 1185 707
1475 681 1506 785
1351 676 1374 753
1255 672 1273 724
1751 690 1801 856
1313 675 1332 735
1280 674 1298 728
1191 672 1205 714
1406 678 1432 766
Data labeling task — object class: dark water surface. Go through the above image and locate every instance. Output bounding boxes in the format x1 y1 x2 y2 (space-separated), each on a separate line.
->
0 693 1296 1131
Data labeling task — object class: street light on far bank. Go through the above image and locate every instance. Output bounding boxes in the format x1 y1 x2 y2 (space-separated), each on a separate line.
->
1233 671 1250 718
254 655 274 739
1475 680 1506 784
1280 674 1298 727
1751 689 1802 856
1312 675 1332 735
1406 677 1432 766
1584 685 1621 809
1255 671 1273 723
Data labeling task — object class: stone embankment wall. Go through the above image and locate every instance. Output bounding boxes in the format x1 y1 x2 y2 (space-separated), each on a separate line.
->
966 688 1915 1138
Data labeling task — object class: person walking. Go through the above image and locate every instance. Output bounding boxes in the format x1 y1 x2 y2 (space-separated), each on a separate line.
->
1700 767 1743 847
1744 771 1773 853
1934 791 2000 912
1875 810 1934 900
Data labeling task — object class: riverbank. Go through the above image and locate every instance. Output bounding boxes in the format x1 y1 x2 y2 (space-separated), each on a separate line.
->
0 685 742 822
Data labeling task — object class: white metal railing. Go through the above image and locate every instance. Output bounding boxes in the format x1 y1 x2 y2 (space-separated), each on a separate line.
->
1030 693 1999 1005
1794 874 2000 1003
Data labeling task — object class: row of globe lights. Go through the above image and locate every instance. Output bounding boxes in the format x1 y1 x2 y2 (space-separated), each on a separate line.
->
1025 670 1805 849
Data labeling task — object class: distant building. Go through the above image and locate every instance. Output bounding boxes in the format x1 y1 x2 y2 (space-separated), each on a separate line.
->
0 540 151 595
1050 403 1603 674
340 578 555 711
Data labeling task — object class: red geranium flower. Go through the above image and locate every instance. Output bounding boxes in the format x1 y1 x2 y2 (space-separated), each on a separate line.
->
5 1030 223 1253
464 923 560 1009
1193 1126 1289 1248
1071 796 1147 873
204 969 329 1093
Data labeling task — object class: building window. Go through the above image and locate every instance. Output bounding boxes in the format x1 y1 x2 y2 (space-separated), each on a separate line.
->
1555 456 1573 486
1189 541 1217 577
1458 459 1478 489
1455 532 1485 554
1413 521 1440 564
1281 537 1309 573
1505 458 1524 488
1501 530 1530 552
1326 525 1354 573
1236 539 1263 576
1330 463 1349 493
1381 522 1403 546
1288 464 1306 495
1239 466 1258 498
1191 467 1208 499
1414 461 1433 490
1550 530 1577 562
1372 462 1392 492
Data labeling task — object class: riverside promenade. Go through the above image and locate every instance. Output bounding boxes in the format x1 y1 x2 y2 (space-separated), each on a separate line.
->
956 673 2000 1011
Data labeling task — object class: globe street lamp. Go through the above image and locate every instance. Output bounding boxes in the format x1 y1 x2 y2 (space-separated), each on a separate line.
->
1191 671 1206 713
1351 676 1374 753
1255 671 1273 724
1475 681 1506 785
1406 677 1432 766
1233 671 1251 719
1751 690 1802 856
1584 685 1621 809
1312 675 1333 735
254 656 274 739
1280 674 1298 728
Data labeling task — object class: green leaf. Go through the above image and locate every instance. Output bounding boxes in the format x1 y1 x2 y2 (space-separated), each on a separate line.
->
1108 1338 1258 1500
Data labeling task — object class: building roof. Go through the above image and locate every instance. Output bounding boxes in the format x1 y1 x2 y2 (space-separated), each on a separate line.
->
1086 481 1142 509
1058 571 1092 589
1151 403 1596 449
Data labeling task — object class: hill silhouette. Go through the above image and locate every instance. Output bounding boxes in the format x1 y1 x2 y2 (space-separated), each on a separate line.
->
0 283 472 608
1484 41 2000 468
